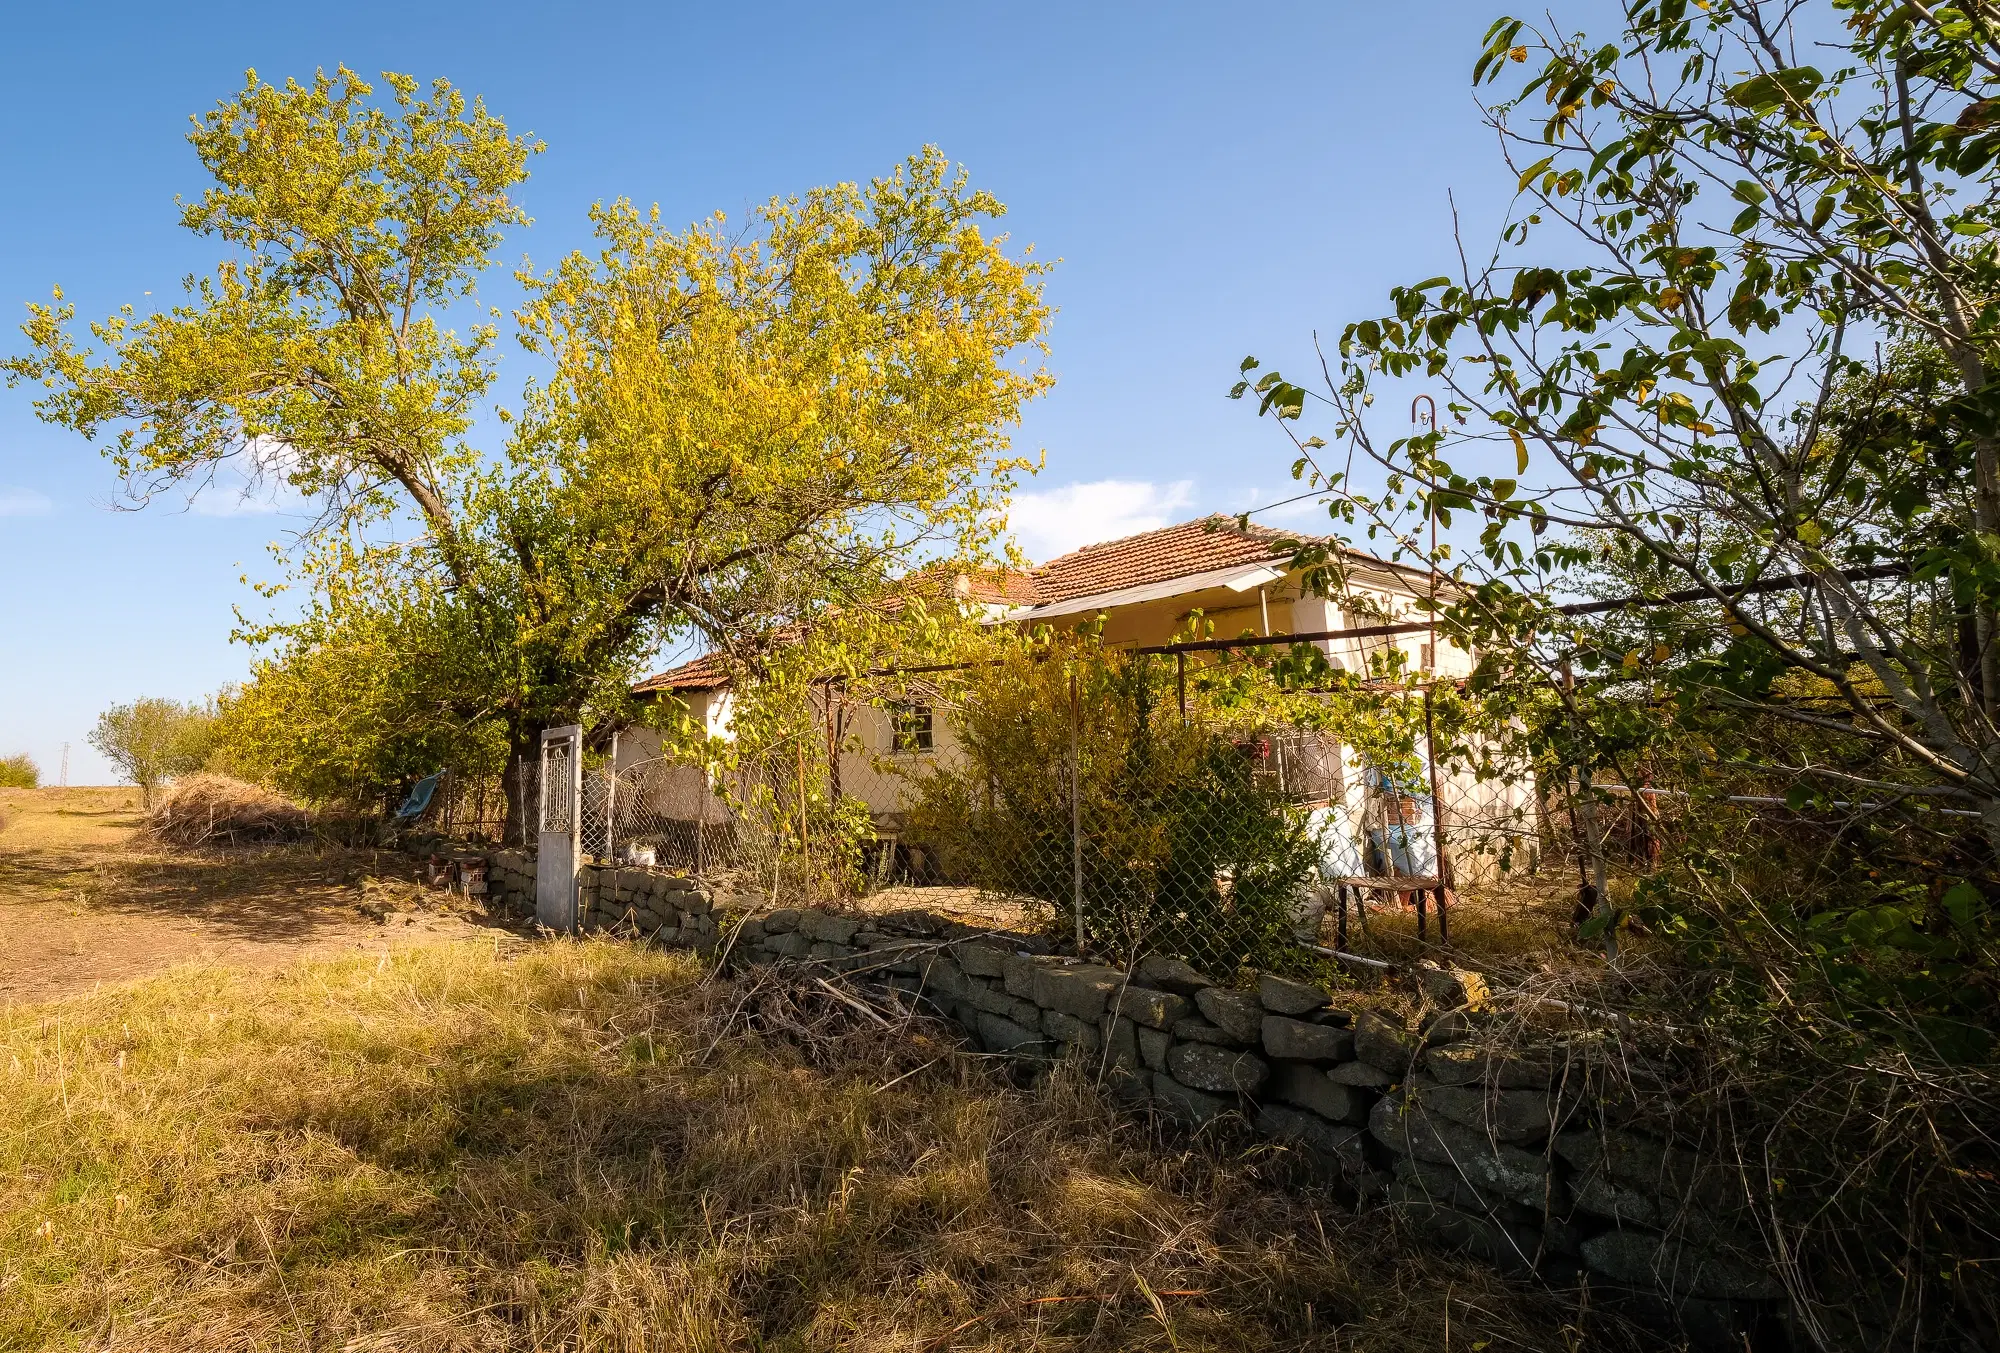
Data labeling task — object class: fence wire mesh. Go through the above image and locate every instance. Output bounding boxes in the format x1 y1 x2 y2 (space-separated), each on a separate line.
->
493 644 1964 981
498 649 1551 978
836 662 1546 976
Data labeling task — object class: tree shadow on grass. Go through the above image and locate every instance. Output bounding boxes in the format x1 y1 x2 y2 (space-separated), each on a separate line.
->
1 946 1624 1353
0 840 520 947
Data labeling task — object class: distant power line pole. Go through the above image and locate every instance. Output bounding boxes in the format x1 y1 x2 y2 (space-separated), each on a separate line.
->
59 742 69 789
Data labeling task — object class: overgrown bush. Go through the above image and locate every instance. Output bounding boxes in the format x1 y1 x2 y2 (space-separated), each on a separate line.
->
0 754 36 789
906 639 1324 974
88 698 214 807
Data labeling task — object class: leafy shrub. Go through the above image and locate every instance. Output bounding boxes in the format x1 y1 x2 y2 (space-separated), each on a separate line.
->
88 699 214 807
906 639 1323 974
0 754 36 789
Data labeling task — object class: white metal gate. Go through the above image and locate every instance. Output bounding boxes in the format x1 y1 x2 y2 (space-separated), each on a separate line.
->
536 725 582 931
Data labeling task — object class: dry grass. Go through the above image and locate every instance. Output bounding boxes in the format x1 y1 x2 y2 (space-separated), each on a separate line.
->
147 775 312 850
0 787 509 1006
1327 869 1681 990
0 938 1613 1353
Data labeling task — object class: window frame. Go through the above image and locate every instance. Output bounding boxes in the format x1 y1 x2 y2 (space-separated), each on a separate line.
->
890 701 935 754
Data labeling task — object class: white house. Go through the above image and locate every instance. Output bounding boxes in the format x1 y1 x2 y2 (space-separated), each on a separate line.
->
615 516 1534 887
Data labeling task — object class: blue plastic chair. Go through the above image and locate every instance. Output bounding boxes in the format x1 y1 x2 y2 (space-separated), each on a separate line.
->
392 772 443 823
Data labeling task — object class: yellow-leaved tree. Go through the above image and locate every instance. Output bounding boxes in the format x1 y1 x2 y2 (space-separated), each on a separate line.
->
6 68 1052 832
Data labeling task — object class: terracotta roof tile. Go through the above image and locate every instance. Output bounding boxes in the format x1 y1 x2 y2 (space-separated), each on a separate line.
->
632 652 732 695
897 562 1042 607
958 568 1042 605
632 516 1429 694
1024 515 1313 604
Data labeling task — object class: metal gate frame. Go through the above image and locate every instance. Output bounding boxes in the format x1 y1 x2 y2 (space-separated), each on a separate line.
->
536 725 583 932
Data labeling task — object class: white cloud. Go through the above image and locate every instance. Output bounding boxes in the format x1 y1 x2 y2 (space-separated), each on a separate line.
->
188 438 308 517
1007 478 1196 561
0 487 53 517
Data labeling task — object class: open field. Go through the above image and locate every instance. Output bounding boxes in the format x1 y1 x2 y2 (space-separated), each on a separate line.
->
0 787 511 1005
0 937 1610 1353
0 789 1627 1352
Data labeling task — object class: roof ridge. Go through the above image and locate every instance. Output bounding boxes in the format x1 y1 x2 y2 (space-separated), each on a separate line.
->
1030 513 1316 573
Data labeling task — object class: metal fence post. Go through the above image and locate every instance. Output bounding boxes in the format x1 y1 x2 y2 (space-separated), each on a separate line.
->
1423 684 1453 945
605 731 618 865
1561 659 1617 963
1069 667 1085 954
826 681 843 799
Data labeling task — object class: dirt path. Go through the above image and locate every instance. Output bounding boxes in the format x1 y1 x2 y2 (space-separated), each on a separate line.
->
0 786 518 1005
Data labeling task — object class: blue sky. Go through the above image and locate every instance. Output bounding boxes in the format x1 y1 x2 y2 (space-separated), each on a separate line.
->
0 1 1612 783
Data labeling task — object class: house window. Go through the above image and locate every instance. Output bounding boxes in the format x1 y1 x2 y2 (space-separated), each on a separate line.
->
892 702 934 753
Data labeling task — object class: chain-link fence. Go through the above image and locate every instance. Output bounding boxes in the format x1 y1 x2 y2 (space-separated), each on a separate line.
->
516 647 1546 978
491 648 1945 981
440 765 520 844
396 642 1583 978
836 658 1546 975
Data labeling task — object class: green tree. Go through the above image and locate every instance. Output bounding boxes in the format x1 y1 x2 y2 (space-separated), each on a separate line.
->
0 754 37 789
7 69 1051 830
89 699 213 806
208 579 505 806
1230 12 2000 1338
1240 1 2000 857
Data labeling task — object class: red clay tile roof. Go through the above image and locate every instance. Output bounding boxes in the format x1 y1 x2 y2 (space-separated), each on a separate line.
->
632 516 1429 694
1024 515 1311 604
957 568 1042 605
894 562 1042 607
632 652 732 695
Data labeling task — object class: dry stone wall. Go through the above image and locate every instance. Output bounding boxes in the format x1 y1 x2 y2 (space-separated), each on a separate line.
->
456 845 1780 1350
577 865 722 947
727 902 1779 1347
486 849 534 913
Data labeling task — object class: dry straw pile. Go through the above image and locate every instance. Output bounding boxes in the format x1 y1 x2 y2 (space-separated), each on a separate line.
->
146 773 312 849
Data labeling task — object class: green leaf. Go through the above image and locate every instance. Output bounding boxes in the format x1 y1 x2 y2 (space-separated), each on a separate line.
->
1725 67 1822 114
1517 155 1556 191
1943 882 1981 929
1578 908 1619 939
